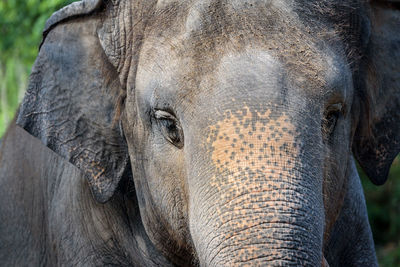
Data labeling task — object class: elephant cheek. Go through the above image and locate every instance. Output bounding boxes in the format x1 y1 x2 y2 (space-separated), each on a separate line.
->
189 108 324 266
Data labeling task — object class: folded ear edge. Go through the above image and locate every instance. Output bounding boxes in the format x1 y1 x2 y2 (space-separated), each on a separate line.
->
40 0 104 49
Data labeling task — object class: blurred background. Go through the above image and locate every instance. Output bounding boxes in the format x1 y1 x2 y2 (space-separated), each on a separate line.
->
0 0 399 265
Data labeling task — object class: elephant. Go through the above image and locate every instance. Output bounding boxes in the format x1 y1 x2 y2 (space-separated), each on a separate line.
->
0 0 399 266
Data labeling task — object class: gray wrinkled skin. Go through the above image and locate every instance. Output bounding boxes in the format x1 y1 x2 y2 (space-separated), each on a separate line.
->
1 0 399 266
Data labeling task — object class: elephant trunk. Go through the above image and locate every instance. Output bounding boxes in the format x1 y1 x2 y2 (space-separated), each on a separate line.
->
188 109 325 266
191 170 324 266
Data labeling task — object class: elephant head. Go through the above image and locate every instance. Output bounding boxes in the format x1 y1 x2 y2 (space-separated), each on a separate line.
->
16 0 400 265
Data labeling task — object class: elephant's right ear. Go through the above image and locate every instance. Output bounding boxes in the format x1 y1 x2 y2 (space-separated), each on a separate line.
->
353 1 400 185
16 0 130 203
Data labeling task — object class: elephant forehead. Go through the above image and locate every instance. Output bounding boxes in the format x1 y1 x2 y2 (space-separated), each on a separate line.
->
214 50 284 96
136 0 353 116
141 0 344 96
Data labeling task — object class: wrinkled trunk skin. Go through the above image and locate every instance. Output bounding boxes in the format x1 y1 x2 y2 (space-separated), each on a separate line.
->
188 107 325 266
193 173 323 266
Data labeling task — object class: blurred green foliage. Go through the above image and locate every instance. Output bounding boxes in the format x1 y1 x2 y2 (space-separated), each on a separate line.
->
0 0 74 135
0 0 75 63
361 158 400 266
0 1 399 266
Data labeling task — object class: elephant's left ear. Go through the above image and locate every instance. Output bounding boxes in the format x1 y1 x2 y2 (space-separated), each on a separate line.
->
353 1 400 185
16 0 129 203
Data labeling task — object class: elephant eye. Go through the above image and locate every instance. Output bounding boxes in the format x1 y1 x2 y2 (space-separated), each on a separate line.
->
154 110 184 149
323 103 343 138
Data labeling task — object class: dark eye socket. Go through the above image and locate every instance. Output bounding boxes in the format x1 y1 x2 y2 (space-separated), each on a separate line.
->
325 111 340 132
154 110 184 149
323 103 343 138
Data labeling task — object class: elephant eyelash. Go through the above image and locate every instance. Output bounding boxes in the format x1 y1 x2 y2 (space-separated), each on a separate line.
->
154 110 184 149
154 109 177 121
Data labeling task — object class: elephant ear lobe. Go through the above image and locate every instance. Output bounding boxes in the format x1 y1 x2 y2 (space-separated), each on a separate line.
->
16 3 129 203
353 1 400 185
